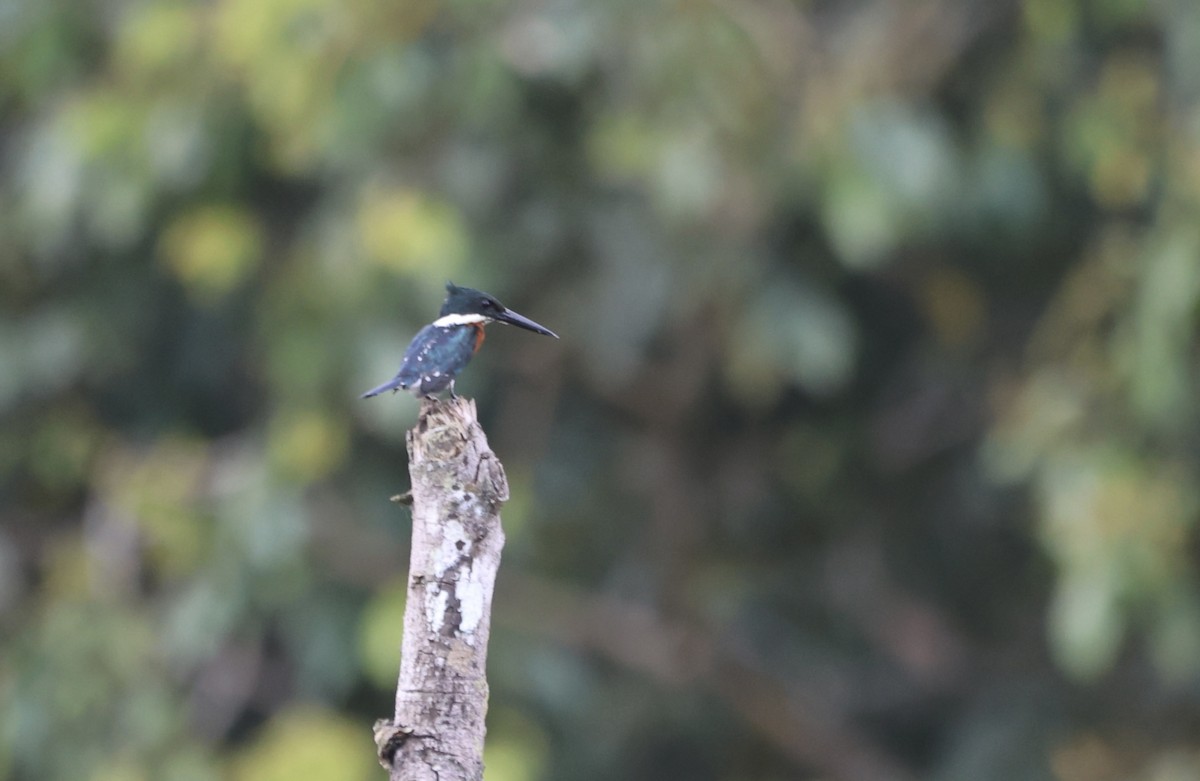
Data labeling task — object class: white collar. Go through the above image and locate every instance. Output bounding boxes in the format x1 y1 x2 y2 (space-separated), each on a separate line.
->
432 313 489 327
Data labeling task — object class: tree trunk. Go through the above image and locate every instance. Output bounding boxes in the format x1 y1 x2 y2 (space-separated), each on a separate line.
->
374 397 508 781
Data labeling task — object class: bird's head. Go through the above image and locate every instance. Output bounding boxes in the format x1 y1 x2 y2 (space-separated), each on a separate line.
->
440 282 558 338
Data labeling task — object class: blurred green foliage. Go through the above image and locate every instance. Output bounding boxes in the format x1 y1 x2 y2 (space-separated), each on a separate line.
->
3 0 1200 779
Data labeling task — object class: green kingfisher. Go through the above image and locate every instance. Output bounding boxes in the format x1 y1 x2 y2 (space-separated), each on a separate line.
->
361 282 558 400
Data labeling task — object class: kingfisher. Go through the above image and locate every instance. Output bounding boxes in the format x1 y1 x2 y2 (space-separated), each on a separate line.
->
361 282 558 400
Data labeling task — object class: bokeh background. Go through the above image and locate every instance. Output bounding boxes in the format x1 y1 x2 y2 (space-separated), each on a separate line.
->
4 0 1200 779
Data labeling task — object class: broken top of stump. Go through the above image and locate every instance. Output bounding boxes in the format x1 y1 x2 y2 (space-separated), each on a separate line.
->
407 397 509 507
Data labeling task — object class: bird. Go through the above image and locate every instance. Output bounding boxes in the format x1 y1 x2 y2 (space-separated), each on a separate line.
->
361 282 558 400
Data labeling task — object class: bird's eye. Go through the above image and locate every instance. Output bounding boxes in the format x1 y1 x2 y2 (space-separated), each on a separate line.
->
482 300 495 309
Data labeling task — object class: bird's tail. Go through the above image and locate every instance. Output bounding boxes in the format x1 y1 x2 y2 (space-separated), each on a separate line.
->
361 377 406 399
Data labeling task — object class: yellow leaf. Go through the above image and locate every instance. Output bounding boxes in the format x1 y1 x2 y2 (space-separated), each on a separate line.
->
230 707 375 781
115 5 199 79
159 206 263 301
356 186 468 273
357 577 408 689
268 409 349 481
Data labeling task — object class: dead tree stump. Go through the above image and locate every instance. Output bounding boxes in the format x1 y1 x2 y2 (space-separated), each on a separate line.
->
374 397 508 781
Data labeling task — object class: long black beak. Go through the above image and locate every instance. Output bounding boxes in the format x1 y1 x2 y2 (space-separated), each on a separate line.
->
495 307 558 338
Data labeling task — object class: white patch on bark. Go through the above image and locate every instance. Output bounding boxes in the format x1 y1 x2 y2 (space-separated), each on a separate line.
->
434 520 470 576
422 519 484 637
456 564 484 638
425 587 449 629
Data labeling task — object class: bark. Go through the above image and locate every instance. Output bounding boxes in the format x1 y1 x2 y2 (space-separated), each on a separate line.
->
374 397 508 781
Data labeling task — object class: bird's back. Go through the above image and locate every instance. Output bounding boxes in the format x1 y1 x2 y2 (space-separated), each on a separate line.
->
397 323 480 396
